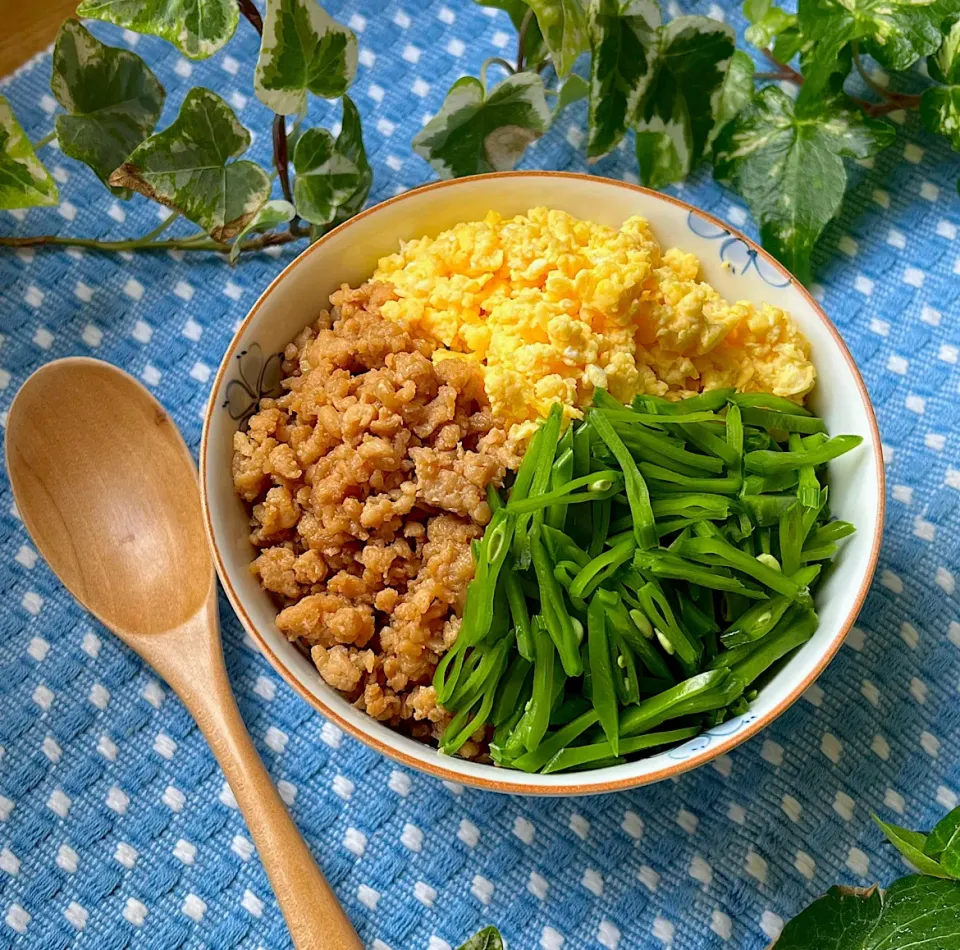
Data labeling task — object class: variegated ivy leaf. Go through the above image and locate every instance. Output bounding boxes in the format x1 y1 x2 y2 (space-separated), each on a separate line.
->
229 199 296 262
586 0 660 160
109 88 270 241
292 95 370 227
76 0 239 60
796 0 960 105
0 95 58 210
473 0 547 66
706 49 755 152
713 86 894 283
254 0 357 116
629 16 735 188
527 0 589 76
51 20 164 197
921 16 960 149
412 73 551 179
743 0 797 50
555 74 589 116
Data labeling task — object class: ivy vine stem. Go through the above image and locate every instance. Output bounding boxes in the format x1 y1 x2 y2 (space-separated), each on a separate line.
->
852 43 923 110
33 130 56 150
0 230 303 254
516 7 534 72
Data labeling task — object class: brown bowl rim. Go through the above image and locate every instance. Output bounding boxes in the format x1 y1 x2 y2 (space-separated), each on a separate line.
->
200 170 885 795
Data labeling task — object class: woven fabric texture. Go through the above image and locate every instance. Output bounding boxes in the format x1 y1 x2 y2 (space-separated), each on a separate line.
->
1 1 959 948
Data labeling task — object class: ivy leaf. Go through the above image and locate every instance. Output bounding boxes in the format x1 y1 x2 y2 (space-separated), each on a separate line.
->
773 876 960 949
413 73 551 179
713 86 894 283
556 73 589 116
923 806 960 873
921 16 960 149
473 0 547 65
586 0 660 160
254 0 357 116
706 49 755 152
796 0 960 103
527 0 589 76
0 95 58 210
327 96 371 227
229 199 295 262
292 130 359 226
873 816 954 878
457 927 504 950
931 13 960 83
109 88 270 241
75 0 238 60
743 0 797 50
50 20 164 197
630 16 735 188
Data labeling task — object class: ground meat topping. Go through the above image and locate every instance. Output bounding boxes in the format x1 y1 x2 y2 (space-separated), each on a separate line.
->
233 281 518 750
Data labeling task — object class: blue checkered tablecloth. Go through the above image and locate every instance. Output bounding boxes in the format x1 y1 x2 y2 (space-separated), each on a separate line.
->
2 2 959 948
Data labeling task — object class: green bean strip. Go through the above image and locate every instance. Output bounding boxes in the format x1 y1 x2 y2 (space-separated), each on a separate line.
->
505 572 535 661
674 536 800 598
656 517 699 537
726 401 744 477
729 392 814 416
793 432 823 508
809 521 856 544
612 630 641 705
459 509 516 647
620 669 731 737
639 462 742 494
652 494 730 520
722 596 791 648
744 471 799 494
587 596 620 754
800 542 838 561
570 537 636 600
530 530 583 676
446 638 511 711
597 407 723 425
542 725 701 773
505 470 622 514
741 494 797 526
598 588 675 681
513 404 563 565
617 434 714 477
637 388 736 414
745 434 863 474
492 657 532 727
616 427 724 473
636 581 701 672
676 422 741 466
729 607 818 689
570 423 594 549
779 500 804 578
589 498 611 558
741 408 826 433
590 410 658 550
547 445 575 530
633 550 767 598
511 710 600 772
541 525 591 568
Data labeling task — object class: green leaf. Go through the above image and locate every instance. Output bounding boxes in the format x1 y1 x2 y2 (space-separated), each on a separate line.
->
931 13 960 83
413 73 552 179
630 16 735 188
328 95 371 227
796 0 960 103
473 0 547 65
744 0 798 49
586 0 660 160
775 877 960 949
51 19 164 197
921 85 960 148
109 88 270 241
457 927 504 950
254 0 357 116
0 95 58 210
712 86 894 283
773 26 805 63
926 807 960 879
556 73 589 116
527 0 589 76
772 885 882 950
707 49 755 152
229 199 295 262
873 816 954 878
75 0 239 60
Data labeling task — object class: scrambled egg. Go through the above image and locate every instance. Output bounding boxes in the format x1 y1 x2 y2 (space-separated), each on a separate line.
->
373 207 815 436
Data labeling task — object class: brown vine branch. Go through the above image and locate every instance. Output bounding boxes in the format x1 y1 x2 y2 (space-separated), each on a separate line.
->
0 230 303 255
516 7 534 73
236 0 263 34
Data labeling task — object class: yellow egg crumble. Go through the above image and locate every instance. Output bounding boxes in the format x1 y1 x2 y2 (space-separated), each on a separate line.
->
373 207 815 438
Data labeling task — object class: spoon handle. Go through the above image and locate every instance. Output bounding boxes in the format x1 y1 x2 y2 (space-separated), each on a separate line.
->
154 604 363 950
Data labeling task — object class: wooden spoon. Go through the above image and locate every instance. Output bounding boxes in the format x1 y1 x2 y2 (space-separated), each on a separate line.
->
5 357 362 950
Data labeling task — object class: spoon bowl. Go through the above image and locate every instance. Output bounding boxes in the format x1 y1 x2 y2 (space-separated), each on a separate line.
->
6 357 361 950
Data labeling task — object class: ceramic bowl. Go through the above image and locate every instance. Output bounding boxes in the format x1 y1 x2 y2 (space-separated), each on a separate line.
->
200 172 884 795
